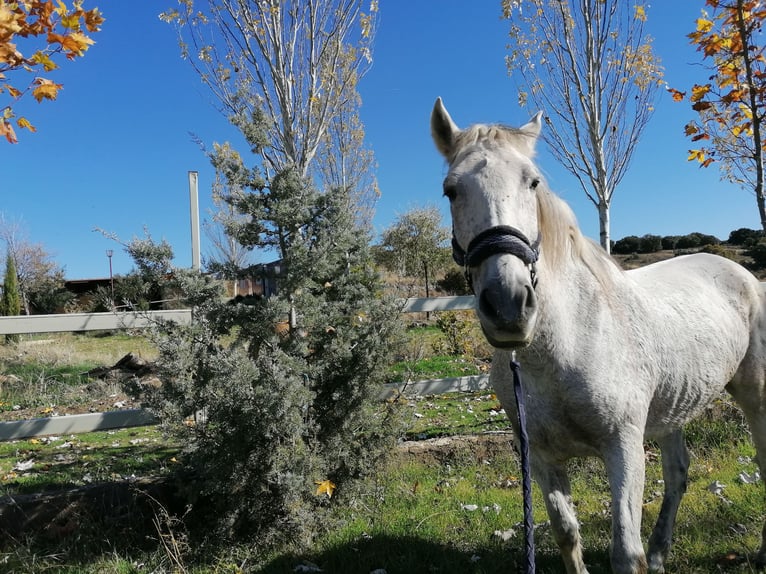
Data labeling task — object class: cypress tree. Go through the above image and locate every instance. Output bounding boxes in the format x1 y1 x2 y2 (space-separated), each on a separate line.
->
0 254 21 317
1 254 21 343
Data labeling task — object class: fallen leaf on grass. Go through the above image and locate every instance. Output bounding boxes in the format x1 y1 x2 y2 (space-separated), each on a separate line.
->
315 479 336 498
13 459 34 472
492 529 517 542
738 470 761 484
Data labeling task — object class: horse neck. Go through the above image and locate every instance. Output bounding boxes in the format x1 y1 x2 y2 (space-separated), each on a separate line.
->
526 242 629 362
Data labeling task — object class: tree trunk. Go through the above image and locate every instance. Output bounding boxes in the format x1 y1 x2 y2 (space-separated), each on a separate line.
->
598 200 611 254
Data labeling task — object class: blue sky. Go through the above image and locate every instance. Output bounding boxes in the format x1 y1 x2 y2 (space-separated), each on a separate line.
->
2 2 759 279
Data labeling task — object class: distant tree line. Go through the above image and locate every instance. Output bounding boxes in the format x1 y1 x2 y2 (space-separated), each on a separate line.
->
611 228 766 255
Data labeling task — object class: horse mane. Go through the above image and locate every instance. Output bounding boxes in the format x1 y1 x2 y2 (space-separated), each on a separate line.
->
450 123 538 163
536 182 624 285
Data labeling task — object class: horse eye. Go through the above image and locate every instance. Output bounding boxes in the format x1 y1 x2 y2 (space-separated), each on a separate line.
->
530 178 541 190
443 182 457 201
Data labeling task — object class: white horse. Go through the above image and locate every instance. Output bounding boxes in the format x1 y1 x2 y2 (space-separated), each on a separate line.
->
431 97 766 574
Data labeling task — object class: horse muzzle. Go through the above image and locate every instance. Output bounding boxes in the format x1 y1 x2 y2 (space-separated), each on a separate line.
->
474 257 539 348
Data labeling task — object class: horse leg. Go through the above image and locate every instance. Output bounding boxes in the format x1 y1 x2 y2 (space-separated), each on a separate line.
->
603 433 648 574
727 396 766 566
535 462 589 574
646 429 689 573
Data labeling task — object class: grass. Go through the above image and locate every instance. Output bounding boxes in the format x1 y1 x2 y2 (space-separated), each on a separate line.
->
0 426 177 495
2 391 766 572
2 331 766 572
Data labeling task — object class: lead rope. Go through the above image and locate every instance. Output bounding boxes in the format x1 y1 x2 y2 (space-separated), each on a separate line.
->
510 351 535 573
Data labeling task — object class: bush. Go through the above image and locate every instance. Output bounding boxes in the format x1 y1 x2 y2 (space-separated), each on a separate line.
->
701 243 737 261
436 268 470 295
728 227 763 247
434 311 475 357
638 234 662 254
748 239 766 268
612 235 641 254
661 235 680 250
139 169 406 551
675 232 720 250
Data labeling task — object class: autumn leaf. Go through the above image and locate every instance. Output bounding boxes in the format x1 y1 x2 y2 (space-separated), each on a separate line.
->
688 149 707 163
691 84 711 102
634 5 647 22
667 87 686 102
315 479 336 498
32 78 62 102
30 51 58 72
17 116 35 132
0 119 17 143
696 17 714 34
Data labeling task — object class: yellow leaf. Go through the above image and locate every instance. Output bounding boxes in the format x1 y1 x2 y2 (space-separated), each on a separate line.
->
696 17 714 34
687 149 706 163
315 479 336 498
31 51 58 72
17 117 35 133
32 78 62 102
691 84 710 103
634 5 647 22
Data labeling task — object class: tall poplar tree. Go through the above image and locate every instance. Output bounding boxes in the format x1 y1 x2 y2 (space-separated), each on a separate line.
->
503 0 663 253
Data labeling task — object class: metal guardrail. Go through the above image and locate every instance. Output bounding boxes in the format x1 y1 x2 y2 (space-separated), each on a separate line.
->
0 297 479 441
0 309 193 335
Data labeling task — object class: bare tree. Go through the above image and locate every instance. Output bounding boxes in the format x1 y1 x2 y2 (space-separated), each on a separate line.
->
0 213 65 314
161 0 378 179
503 0 663 253
203 153 257 288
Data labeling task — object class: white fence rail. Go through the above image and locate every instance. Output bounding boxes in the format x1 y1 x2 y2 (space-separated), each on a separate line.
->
0 309 193 335
0 297 487 441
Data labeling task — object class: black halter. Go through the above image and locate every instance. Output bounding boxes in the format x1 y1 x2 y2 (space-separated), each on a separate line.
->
452 225 541 292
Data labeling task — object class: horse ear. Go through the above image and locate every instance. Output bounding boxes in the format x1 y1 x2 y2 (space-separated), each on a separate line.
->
519 111 543 154
431 97 460 158
521 112 543 138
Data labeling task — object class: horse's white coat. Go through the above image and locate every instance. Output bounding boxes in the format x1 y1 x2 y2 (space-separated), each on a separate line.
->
431 97 766 574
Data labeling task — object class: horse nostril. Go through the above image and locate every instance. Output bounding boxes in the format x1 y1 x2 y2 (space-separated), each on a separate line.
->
479 289 506 321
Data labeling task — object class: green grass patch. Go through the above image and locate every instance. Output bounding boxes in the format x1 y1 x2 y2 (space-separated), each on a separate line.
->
403 392 509 439
388 355 482 382
0 426 177 495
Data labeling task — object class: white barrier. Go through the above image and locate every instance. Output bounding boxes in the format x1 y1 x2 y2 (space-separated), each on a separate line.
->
0 297 479 441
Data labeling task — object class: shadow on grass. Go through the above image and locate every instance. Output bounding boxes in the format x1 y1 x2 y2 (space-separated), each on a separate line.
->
259 535 612 574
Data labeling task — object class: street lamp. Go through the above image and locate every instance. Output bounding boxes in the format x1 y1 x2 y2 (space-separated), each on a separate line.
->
106 249 114 305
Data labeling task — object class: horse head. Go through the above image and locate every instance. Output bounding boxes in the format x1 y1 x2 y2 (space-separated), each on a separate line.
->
431 97 543 348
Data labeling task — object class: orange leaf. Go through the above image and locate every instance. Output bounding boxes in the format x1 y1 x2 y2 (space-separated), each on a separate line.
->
691 84 710 103
667 87 686 102
0 119 17 144
315 479 336 498
84 8 105 32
